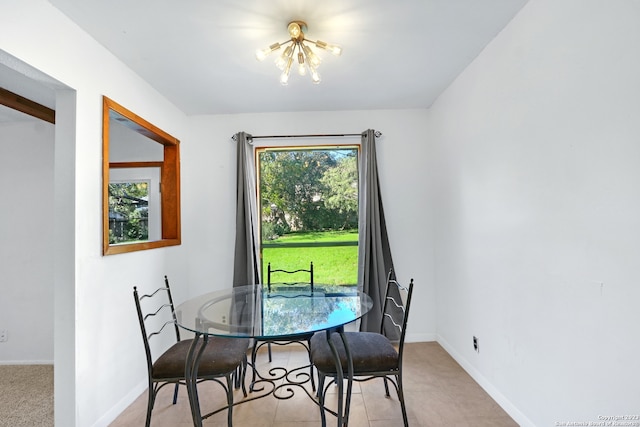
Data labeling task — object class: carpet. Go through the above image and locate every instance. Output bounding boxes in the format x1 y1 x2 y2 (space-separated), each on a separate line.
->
0 365 53 427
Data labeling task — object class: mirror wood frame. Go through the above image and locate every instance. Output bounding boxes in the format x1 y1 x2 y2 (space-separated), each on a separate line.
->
102 96 181 255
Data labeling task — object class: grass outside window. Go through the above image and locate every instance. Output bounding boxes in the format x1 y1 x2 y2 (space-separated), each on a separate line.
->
262 230 358 286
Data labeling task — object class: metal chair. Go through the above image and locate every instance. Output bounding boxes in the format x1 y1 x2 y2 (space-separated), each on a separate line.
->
266 261 314 293
310 270 414 427
133 276 249 427
250 262 316 391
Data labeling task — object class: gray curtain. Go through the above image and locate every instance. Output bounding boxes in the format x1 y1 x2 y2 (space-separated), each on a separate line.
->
357 129 395 333
232 132 261 287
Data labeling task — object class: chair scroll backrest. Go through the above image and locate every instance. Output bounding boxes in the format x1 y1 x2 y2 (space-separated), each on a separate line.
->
133 279 181 370
267 262 314 293
380 269 414 355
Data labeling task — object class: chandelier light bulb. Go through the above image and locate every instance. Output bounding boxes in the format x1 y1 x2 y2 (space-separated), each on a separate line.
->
255 42 281 61
315 40 342 56
297 52 307 76
280 56 293 85
301 44 321 68
310 68 321 84
306 57 321 84
280 71 289 85
275 55 287 70
255 48 270 62
275 45 293 70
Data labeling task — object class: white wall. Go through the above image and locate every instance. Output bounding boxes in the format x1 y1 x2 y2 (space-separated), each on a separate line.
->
1 1 190 426
183 110 436 342
0 121 54 363
429 0 640 425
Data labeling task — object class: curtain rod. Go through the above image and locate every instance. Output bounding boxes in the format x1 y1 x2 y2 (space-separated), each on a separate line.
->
231 131 382 142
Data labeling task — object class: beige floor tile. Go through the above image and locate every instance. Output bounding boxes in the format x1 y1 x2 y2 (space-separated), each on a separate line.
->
272 423 322 427
320 377 363 395
465 415 520 427
369 420 422 427
362 391 405 422
322 393 369 427
406 392 468 427
273 391 322 422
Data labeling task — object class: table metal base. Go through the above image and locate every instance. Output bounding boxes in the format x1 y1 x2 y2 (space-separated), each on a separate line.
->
185 327 353 427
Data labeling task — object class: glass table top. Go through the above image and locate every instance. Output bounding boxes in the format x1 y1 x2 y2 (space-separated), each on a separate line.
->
175 285 373 339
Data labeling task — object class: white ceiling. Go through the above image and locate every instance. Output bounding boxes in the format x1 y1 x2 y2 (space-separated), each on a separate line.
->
5 1 529 119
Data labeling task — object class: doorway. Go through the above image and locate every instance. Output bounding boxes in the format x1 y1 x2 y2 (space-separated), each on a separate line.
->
0 52 76 426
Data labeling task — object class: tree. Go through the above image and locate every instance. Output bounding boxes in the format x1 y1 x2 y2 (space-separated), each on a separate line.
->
108 182 149 243
320 154 358 229
259 150 336 233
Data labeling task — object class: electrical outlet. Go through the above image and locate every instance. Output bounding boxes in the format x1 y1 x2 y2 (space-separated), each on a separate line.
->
473 336 479 353
0 330 7 342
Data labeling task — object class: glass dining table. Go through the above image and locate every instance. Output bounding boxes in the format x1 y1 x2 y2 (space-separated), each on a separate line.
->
174 284 373 427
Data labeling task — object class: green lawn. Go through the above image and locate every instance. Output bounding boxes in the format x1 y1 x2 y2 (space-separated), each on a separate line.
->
262 230 358 285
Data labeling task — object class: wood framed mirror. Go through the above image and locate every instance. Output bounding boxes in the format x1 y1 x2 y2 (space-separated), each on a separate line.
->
102 96 181 255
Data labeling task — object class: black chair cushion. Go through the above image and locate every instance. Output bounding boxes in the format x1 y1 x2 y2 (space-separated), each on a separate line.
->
152 337 249 380
310 332 398 375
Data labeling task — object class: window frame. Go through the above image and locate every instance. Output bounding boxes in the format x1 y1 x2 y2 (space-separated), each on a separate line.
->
102 96 181 255
256 144 360 286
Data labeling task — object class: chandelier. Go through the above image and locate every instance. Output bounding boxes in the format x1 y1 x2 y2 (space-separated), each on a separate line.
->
255 21 342 85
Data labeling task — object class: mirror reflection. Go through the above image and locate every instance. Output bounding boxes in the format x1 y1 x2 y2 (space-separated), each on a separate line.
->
102 96 181 255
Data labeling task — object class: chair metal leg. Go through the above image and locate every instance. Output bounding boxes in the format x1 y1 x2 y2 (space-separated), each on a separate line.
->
326 330 345 427
145 385 156 427
337 330 354 427
225 373 235 427
383 377 391 397
234 365 240 389
250 341 259 392
317 374 327 427
305 337 316 392
234 357 246 392
267 342 272 362
185 334 207 427
397 373 409 427
240 355 248 397
172 383 180 404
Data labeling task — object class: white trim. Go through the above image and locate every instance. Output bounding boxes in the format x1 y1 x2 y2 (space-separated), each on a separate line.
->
0 360 54 365
91 379 147 427
405 333 437 343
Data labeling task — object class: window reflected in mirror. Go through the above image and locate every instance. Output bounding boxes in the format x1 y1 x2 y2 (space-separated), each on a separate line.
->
103 96 181 255
108 180 151 244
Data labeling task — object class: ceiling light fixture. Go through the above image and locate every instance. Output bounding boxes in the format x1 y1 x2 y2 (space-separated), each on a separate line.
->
255 21 342 85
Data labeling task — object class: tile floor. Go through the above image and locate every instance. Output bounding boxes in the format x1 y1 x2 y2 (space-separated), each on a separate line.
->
109 342 518 426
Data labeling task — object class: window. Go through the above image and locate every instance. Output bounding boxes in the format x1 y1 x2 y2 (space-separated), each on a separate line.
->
108 165 161 244
257 146 359 287
108 181 150 243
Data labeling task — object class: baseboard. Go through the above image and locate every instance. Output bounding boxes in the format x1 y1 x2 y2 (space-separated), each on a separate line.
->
0 360 54 365
91 379 147 427
436 334 535 427
405 332 437 343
